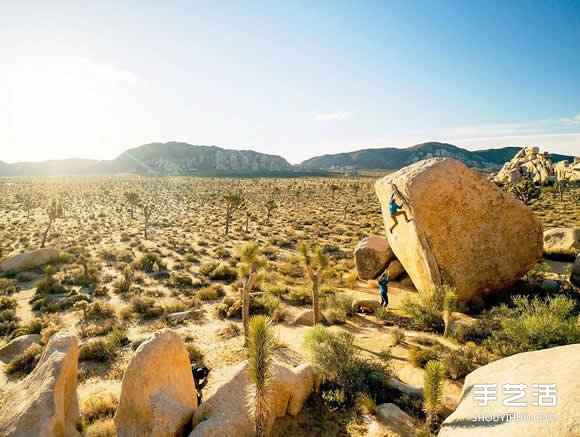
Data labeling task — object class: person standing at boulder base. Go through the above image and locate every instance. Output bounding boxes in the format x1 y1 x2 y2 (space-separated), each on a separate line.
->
389 192 410 233
377 269 391 307
191 364 211 405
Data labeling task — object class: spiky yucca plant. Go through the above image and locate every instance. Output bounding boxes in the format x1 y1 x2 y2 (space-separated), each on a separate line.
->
423 360 445 428
237 243 266 344
442 289 457 337
247 315 275 437
356 392 377 416
297 242 329 325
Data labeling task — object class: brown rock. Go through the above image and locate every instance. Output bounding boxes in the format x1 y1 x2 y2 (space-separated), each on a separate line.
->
440 344 580 436
0 248 60 273
354 236 394 280
190 361 314 437
114 329 197 437
386 259 405 280
376 158 543 302
0 332 80 437
290 309 315 326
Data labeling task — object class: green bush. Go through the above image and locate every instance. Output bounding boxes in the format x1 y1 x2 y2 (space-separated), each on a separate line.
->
135 253 165 273
440 342 491 380
130 297 164 319
408 346 439 368
0 278 21 296
285 287 312 306
197 284 225 301
209 263 237 282
401 285 453 332
485 295 580 356
304 325 391 405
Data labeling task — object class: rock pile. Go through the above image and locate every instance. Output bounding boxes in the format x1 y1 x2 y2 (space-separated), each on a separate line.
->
375 158 543 302
554 157 580 183
494 147 555 185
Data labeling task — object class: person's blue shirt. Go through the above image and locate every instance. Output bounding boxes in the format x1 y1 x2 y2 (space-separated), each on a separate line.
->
378 275 391 294
389 202 402 215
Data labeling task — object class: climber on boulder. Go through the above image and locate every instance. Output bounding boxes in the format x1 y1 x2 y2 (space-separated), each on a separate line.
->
389 192 410 233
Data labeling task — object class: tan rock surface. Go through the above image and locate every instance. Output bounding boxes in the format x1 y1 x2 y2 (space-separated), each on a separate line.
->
367 403 417 437
0 248 60 273
376 158 543 301
439 344 580 436
0 334 42 363
354 236 394 280
190 361 314 437
0 332 80 437
543 227 580 259
114 329 197 437
386 259 405 280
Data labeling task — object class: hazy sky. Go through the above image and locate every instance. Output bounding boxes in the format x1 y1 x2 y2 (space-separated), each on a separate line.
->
1 0 579 164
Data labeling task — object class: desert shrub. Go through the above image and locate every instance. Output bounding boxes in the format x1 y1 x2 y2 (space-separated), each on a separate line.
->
0 278 21 295
112 266 134 294
263 284 287 297
197 284 225 301
423 360 445 428
402 285 450 332
304 325 391 406
253 294 281 318
5 343 43 374
35 267 65 295
391 327 405 346
440 342 492 380
345 272 358 288
408 346 439 368
199 261 220 276
130 297 163 319
135 253 165 273
82 392 119 423
324 293 354 317
323 307 346 325
0 297 19 336
356 392 377 416
170 272 194 288
217 321 241 339
209 263 237 282
186 342 205 364
81 301 116 321
162 301 187 314
79 327 127 362
285 287 312 306
84 419 116 437
485 295 579 356
524 261 552 281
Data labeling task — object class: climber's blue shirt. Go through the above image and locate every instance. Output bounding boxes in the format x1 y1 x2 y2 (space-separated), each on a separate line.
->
378 275 391 294
389 202 402 215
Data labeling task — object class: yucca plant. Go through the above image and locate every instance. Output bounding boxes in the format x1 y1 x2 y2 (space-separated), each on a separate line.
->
423 360 445 428
246 315 275 437
297 242 329 325
356 392 377 416
238 242 266 344
41 198 64 248
442 289 457 337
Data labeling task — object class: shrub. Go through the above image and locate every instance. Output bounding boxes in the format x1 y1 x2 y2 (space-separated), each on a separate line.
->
0 278 21 295
323 307 346 325
423 360 445 427
170 273 194 288
402 285 451 332
209 263 237 282
82 392 119 423
440 342 491 380
186 343 205 363
79 328 127 363
408 346 438 368
303 325 391 405
82 302 116 321
135 253 165 273
130 297 163 319
199 261 220 276
324 293 354 317
356 392 377 416
5 343 43 374
285 287 312 306
391 327 405 346
485 295 580 357
197 284 225 301
263 284 287 297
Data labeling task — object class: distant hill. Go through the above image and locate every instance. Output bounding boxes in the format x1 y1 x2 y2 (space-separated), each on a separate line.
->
299 142 576 170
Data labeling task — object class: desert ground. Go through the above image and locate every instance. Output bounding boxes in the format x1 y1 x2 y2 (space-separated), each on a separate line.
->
0 174 578 436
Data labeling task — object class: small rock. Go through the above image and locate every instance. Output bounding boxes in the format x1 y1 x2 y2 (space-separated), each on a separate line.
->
367 403 417 437
290 309 314 326
0 334 42 363
386 259 405 280
0 248 60 273
540 279 560 293
166 310 195 322
543 227 580 260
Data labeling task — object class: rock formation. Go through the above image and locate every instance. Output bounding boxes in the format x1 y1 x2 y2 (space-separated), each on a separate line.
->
543 227 580 260
114 330 197 437
439 344 580 436
375 158 543 302
494 147 555 185
0 333 80 437
354 236 394 280
554 158 580 183
190 361 314 436
0 248 60 273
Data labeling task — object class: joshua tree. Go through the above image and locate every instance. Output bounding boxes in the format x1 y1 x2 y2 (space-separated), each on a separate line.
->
554 180 570 202
297 242 329 325
423 360 445 428
16 192 37 220
224 192 245 235
244 209 252 233
442 288 457 337
330 184 339 200
246 315 275 437
41 198 64 248
141 201 154 239
265 198 276 223
507 178 540 205
238 242 265 343
124 191 140 219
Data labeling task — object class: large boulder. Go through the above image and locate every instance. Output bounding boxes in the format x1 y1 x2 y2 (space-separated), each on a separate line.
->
543 227 580 260
0 333 80 437
387 259 405 280
554 159 580 182
114 330 197 437
376 158 543 302
0 248 60 273
0 334 42 363
354 236 394 280
190 361 314 436
439 344 580 436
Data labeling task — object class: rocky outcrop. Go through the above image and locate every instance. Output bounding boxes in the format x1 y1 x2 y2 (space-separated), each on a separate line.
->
543 227 580 260
114 330 197 437
493 147 555 185
354 236 394 280
0 248 60 273
439 344 580 436
190 361 314 436
367 403 417 437
554 158 580 182
0 333 80 437
375 158 543 302
0 334 42 363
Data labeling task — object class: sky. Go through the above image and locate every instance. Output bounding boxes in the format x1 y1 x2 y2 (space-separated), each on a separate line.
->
0 0 579 164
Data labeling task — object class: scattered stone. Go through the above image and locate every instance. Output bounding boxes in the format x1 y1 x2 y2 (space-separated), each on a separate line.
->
386 259 405 280
367 403 417 437
543 227 580 260
290 309 315 326
0 248 60 273
375 158 543 302
354 236 394 280
0 334 42 363
190 361 314 437
114 329 197 437
166 310 196 323
0 333 80 437
540 279 560 293
439 344 580 436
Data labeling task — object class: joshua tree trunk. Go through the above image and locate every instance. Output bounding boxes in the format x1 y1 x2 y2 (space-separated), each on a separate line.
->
242 269 257 345
40 219 53 248
308 267 321 325
144 217 149 239
130 204 134 219
225 210 232 235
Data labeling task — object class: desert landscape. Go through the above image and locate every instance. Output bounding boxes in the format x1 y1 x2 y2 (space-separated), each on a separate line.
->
0 146 578 436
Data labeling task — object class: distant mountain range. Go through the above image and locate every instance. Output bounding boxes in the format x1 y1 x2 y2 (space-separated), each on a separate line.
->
0 141 575 176
299 142 575 170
